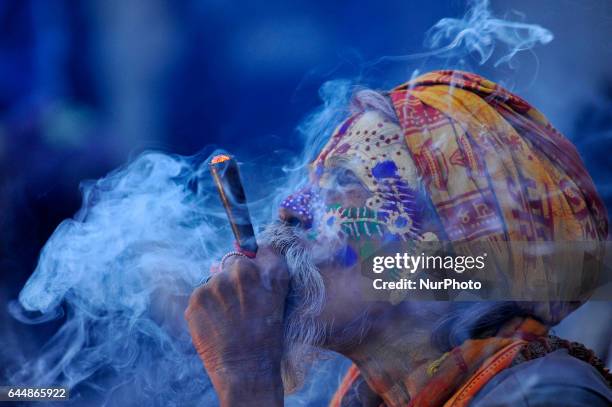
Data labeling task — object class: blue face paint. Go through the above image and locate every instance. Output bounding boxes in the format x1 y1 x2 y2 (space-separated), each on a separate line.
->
394 215 408 228
327 216 336 226
372 160 398 179
334 244 359 267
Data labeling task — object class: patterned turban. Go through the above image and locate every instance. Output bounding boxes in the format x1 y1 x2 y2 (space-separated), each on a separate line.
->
310 70 608 325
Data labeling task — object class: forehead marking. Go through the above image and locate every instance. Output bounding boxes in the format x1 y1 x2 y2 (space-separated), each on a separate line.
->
316 113 362 165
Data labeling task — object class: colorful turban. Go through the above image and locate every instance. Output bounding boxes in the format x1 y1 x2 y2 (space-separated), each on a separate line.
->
304 70 608 325
390 70 607 242
390 70 608 324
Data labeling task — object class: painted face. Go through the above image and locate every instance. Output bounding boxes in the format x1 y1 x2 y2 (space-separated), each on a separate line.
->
277 110 429 331
280 111 426 258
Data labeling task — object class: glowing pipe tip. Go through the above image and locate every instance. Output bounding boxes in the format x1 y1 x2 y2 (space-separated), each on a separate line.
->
211 154 231 164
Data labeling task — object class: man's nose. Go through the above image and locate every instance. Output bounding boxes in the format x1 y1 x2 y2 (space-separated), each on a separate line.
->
279 187 317 229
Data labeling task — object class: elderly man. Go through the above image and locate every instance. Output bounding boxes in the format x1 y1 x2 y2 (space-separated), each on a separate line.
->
185 71 611 406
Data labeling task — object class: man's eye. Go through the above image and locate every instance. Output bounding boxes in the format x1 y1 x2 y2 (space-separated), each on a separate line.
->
334 169 361 187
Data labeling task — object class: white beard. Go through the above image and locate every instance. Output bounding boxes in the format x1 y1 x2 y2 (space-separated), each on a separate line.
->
259 222 327 393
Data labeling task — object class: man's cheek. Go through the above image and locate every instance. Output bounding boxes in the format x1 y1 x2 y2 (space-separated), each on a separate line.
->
333 244 359 268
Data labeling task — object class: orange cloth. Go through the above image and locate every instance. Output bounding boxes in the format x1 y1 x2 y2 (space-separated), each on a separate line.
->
330 318 547 407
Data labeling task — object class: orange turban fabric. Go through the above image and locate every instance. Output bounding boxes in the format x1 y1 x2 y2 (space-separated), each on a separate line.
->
390 70 608 325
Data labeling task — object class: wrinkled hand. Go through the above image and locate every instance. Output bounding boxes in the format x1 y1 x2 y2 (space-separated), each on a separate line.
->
185 246 289 406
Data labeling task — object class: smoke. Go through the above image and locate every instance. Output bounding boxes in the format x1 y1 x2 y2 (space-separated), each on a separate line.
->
425 0 553 66
9 151 233 405
7 79 352 405
371 0 553 69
